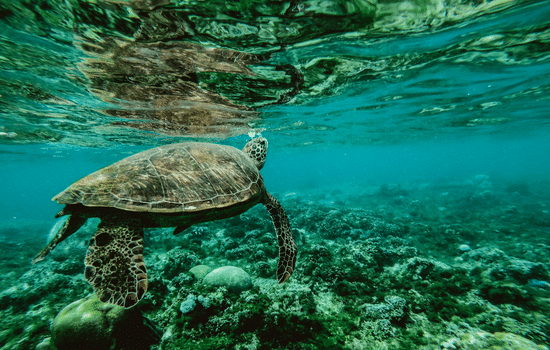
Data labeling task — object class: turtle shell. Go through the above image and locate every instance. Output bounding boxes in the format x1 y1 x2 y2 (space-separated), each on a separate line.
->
53 142 265 213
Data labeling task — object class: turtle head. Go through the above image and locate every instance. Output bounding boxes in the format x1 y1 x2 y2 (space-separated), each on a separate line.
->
243 137 268 170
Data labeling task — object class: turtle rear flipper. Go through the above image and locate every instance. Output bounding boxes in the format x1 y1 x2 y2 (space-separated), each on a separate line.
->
84 218 148 308
32 214 87 264
262 192 297 283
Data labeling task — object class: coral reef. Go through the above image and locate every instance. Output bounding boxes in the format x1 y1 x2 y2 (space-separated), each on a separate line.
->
1 175 549 349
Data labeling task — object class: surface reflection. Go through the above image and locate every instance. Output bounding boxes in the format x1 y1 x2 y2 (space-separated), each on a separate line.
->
79 36 261 136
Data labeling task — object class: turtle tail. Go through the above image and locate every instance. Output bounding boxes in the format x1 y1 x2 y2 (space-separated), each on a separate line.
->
84 218 148 308
32 213 87 264
262 192 297 283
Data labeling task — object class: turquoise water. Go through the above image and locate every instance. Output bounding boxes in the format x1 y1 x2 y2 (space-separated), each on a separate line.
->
1 0 550 349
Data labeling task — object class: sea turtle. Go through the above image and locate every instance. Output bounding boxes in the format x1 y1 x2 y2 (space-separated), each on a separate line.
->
33 137 297 308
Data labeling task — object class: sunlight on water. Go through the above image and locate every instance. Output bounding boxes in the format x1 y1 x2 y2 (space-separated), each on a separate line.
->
1 0 548 146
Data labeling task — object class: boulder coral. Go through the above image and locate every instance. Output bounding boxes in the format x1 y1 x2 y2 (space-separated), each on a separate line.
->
51 295 159 350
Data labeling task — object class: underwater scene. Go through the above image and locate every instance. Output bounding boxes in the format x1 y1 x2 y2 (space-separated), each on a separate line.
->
1 0 550 349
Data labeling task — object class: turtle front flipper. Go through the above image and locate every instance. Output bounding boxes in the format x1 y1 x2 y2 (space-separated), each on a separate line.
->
262 192 297 283
84 218 148 308
32 213 87 264
173 224 191 235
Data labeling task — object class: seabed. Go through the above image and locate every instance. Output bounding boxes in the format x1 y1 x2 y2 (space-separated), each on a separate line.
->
1 176 549 350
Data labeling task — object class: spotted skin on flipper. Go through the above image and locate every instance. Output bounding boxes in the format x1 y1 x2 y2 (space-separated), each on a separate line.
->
84 218 147 308
263 192 297 283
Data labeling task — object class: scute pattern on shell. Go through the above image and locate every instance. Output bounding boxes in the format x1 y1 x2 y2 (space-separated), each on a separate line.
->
53 143 264 213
